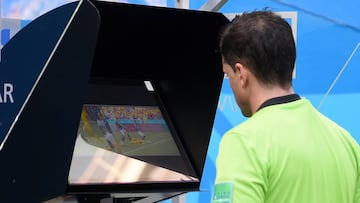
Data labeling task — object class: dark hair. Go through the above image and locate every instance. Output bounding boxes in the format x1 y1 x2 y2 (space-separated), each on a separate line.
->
220 10 296 88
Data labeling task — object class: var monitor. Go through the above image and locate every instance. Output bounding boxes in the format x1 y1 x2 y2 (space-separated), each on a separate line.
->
68 79 198 190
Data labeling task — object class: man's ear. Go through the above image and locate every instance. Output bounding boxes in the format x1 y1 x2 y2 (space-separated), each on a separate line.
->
235 62 249 87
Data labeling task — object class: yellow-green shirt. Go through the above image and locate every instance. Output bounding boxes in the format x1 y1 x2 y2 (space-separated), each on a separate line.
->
213 98 360 203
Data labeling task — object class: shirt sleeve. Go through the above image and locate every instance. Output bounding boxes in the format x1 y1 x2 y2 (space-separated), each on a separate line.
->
355 176 360 203
347 132 360 203
354 146 360 203
213 131 267 203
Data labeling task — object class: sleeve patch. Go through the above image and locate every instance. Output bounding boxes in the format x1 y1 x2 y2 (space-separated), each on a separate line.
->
212 182 234 203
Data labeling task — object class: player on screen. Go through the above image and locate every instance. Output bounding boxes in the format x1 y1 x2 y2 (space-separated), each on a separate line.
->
103 119 121 152
116 121 132 144
133 116 146 140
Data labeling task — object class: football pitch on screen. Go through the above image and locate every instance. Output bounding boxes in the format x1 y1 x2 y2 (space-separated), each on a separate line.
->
78 122 180 156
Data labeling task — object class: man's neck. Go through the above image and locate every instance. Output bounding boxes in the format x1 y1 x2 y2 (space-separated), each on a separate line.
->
249 85 295 115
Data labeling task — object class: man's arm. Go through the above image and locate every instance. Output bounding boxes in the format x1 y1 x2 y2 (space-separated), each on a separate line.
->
212 132 267 203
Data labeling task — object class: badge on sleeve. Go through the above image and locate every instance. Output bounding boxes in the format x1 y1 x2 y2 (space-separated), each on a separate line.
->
212 182 234 203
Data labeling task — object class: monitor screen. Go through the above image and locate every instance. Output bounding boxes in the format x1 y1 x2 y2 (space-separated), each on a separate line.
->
68 79 198 186
79 104 181 157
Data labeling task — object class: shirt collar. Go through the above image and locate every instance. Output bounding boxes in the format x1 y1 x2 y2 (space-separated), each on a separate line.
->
257 94 301 112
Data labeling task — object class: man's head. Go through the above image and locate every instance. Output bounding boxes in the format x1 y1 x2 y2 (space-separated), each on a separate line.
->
220 10 296 117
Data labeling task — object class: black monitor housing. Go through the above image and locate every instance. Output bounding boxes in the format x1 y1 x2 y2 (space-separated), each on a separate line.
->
0 0 229 202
